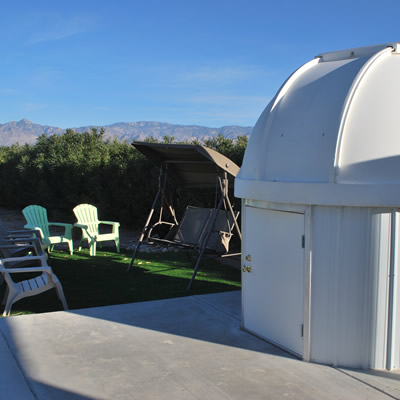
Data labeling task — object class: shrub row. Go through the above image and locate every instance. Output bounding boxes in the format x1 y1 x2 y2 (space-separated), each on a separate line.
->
0 129 248 228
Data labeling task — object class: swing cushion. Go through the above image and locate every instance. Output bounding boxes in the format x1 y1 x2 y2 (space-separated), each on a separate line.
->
173 206 237 254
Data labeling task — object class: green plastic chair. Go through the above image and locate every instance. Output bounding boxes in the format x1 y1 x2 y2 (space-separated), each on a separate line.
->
73 204 120 256
22 205 73 255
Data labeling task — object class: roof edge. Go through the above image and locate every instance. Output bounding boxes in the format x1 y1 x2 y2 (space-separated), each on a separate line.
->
235 178 400 207
317 42 400 62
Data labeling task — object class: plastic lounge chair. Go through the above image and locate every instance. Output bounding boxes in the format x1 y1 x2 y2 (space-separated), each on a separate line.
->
0 218 47 260
0 236 49 287
73 203 120 256
0 255 68 316
22 205 73 255
0 236 45 258
0 219 39 240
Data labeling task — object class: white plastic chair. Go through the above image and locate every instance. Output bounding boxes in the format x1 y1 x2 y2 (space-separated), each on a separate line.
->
73 204 120 256
0 255 68 316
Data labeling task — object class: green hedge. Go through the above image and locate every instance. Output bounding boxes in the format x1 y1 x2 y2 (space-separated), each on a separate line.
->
0 129 247 228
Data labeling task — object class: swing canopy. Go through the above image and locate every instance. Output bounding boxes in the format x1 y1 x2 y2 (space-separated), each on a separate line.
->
132 141 240 187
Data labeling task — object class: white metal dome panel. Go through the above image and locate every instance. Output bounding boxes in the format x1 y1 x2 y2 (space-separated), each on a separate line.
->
262 57 368 183
238 55 373 184
336 50 400 184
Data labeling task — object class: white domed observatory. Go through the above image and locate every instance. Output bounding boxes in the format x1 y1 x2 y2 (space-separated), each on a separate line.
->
235 42 400 370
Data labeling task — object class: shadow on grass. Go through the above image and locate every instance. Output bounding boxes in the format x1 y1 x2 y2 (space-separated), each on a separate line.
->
0 249 241 315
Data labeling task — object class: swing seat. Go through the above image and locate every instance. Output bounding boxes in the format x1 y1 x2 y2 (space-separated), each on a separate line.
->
149 206 238 254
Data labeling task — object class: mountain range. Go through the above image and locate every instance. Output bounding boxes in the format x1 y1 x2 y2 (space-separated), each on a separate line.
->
0 119 253 147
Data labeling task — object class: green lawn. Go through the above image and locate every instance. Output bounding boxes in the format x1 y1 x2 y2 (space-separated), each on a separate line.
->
0 249 241 316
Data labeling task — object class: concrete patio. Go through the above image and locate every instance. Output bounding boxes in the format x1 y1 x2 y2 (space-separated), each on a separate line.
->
0 291 399 399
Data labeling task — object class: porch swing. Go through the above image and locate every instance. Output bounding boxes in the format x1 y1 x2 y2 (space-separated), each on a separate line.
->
127 141 241 289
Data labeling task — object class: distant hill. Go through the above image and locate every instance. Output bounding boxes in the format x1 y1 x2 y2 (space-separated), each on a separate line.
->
0 119 253 146
0 119 63 146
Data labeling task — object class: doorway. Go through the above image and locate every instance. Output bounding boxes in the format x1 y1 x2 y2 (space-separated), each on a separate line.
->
242 206 305 356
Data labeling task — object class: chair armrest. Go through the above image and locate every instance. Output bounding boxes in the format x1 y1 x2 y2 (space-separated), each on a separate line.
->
1 255 48 265
74 223 89 230
0 238 25 244
17 237 43 255
48 222 73 228
0 264 52 274
1 236 41 244
48 222 73 230
99 220 120 226
48 222 73 236
24 224 44 239
0 241 42 256
99 221 120 233
8 228 37 233
5 229 39 238
3 236 44 253
0 244 36 250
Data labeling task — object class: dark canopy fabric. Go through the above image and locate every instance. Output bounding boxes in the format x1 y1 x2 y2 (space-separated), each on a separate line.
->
132 141 240 188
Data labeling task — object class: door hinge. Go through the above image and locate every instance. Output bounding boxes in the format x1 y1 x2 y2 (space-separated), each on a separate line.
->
301 235 305 248
301 324 304 337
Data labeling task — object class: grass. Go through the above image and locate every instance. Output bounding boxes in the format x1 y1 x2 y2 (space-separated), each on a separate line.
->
0 248 241 316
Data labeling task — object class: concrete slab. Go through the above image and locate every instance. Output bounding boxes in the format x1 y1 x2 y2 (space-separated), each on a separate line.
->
0 291 399 399
0 328 36 399
338 368 400 399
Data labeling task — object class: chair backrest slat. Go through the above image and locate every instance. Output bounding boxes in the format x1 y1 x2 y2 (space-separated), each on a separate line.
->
22 205 51 237
73 204 99 236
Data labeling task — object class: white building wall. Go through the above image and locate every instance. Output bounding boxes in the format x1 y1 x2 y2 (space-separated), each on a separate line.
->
369 211 391 369
310 206 392 369
387 212 400 370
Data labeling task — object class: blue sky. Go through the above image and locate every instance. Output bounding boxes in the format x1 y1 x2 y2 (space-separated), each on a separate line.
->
1 0 399 129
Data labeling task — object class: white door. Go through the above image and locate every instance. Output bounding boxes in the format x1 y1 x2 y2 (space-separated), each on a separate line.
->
242 206 305 356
